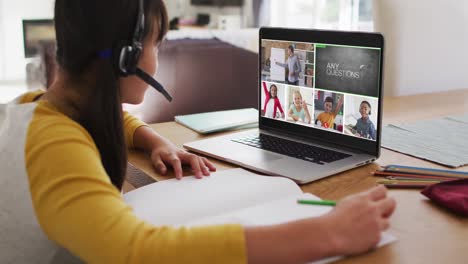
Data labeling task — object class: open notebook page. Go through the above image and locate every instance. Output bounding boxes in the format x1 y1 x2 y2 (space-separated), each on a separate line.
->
186 193 328 227
188 193 395 264
123 168 303 225
124 168 396 263
190 199 394 264
310 232 396 264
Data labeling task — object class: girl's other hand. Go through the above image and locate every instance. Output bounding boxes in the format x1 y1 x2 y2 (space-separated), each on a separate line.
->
302 100 308 110
150 142 216 179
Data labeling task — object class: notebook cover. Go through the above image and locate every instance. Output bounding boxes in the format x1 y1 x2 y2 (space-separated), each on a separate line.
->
175 108 258 134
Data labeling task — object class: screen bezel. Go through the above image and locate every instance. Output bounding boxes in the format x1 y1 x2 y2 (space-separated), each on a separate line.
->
259 27 384 157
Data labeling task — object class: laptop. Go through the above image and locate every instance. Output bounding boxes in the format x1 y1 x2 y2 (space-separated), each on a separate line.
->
184 27 384 184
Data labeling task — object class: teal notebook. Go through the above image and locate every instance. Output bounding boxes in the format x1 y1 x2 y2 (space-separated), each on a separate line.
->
175 108 258 134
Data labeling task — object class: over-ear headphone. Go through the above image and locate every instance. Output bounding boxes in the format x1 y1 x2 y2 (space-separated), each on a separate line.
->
116 0 173 102
117 0 144 76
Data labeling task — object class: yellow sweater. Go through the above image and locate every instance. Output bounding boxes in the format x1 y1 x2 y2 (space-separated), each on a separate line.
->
0 90 246 263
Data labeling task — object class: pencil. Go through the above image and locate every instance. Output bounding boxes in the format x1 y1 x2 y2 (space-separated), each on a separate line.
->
372 171 461 180
382 183 429 189
385 176 449 182
380 165 468 178
377 179 440 185
297 199 336 206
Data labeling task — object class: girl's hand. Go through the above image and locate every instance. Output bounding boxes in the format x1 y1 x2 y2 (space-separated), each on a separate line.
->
302 100 308 111
323 186 396 256
150 142 216 180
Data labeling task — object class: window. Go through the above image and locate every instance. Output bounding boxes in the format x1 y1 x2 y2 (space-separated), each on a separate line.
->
0 1 4 80
268 0 373 31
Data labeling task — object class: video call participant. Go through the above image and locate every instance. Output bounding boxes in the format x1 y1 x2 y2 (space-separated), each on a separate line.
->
263 83 285 119
274 45 302 85
353 101 376 140
288 90 311 124
316 95 344 129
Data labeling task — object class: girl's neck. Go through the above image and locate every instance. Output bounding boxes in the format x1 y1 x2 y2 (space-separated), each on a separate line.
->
40 71 91 120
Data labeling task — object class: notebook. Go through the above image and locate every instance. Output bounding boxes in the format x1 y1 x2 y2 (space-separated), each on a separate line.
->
123 168 396 263
175 108 258 134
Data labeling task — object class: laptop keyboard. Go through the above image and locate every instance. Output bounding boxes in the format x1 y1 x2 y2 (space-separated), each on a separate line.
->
232 134 351 164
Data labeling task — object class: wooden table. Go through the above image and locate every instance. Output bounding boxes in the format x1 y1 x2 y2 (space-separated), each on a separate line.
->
126 89 468 264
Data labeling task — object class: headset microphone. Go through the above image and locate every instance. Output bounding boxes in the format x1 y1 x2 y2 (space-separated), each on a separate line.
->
135 67 172 101
115 0 173 102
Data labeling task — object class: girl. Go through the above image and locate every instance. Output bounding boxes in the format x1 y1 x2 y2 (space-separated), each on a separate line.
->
0 1 395 263
262 82 285 119
288 90 311 124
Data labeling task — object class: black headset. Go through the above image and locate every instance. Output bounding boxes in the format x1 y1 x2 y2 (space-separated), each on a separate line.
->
116 0 173 102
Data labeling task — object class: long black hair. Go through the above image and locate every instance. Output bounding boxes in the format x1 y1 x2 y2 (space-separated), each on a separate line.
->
54 0 168 189
269 84 278 98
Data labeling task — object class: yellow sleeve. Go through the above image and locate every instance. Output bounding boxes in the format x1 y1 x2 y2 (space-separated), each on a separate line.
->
25 107 247 264
19 89 46 104
123 111 147 149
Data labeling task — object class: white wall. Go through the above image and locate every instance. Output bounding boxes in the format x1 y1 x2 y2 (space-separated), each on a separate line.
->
373 0 468 96
0 0 55 81
164 0 253 28
0 0 252 81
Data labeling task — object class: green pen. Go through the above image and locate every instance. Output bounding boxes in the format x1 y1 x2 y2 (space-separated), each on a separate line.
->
297 199 337 206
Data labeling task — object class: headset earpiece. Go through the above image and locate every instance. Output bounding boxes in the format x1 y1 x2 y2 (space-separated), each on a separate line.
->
113 0 172 101
118 43 142 76
129 0 144 71
117 0 144 76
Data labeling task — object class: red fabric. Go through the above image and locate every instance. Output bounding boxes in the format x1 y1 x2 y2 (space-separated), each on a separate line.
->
421 179 468 217
262 82 284 118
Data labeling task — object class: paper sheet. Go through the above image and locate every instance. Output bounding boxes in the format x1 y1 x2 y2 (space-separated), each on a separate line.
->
175 108 258 134
271 47 286 82
124 168 397 263
123 168 303 225
382 114 468 167
188 193 397 264
187 193 327 227
311 232 396 264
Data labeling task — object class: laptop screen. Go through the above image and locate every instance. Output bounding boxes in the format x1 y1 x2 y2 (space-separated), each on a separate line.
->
259 28 383 155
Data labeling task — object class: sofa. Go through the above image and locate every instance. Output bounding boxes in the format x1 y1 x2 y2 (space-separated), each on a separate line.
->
30 37 259 124
132 38 259 123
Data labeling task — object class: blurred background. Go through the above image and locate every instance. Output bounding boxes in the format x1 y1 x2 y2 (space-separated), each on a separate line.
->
1 0 467 119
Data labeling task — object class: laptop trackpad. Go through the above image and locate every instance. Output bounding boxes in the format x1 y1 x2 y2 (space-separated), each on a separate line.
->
233 151 283 164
